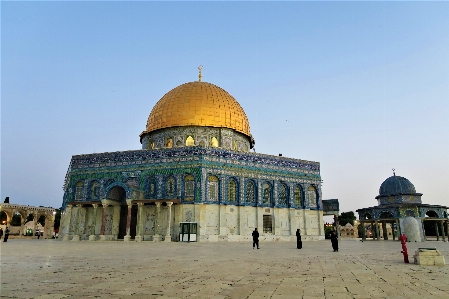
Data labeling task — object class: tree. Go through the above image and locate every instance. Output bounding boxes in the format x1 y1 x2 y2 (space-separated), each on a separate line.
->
338 211 356 226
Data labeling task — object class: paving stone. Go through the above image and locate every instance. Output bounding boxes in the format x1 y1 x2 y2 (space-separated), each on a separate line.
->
0 240 448 298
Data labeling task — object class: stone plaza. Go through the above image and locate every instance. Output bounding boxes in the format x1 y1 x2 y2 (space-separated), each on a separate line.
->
1 239 448 299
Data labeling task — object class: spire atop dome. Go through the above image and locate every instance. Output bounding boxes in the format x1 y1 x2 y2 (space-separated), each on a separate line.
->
392 168 396 176
198 65 203 82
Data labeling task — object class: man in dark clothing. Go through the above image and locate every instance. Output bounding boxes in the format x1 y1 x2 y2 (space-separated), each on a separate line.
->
330 230 338 251
252 228 260 249
3 227 10 242
296 229 302 249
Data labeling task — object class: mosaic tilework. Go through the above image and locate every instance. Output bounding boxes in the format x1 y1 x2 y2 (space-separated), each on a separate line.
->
63 147 322 211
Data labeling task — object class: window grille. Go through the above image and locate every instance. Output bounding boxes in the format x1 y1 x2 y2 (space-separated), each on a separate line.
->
228 179 237 202
263 215 272 233
246 180 255 203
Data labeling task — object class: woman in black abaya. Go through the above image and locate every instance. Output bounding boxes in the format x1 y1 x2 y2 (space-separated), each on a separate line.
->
330 231 338 251
296 229 302 249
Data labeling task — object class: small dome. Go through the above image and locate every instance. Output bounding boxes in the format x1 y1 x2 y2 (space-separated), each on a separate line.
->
145 81 251 138
379 175 416 196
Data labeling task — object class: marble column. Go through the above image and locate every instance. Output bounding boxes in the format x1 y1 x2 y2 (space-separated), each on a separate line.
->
71 205 82 241
124 202 133 242
99 204 109 241
33 216 38 239
435 221 440 241
62 206 73 241
361 222 366 241
421 219 427 241
153 202 161 242
164 202 173 242
382 221 388 240
135 202 144 242
375 220 380 241
89 204 99 241
440 221 446 242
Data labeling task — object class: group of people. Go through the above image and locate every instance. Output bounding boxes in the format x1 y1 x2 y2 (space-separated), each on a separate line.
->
0 227 10 242
251 228 338 252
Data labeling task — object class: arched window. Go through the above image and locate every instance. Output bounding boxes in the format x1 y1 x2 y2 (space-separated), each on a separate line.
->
184 175 195 202
246 180 256 204
150 141 155 149
176 140 182 147
228 178 238 203
166 176 176 197
145 177 156 198
279 183 288 206
199 140 205 147
308 186 317 208
90 181 99 200
186 136 195 146
294 185 302 207
263 183 272 206
165 138 173 148
207 176 219 202
75 182 84 200
210 137 218 147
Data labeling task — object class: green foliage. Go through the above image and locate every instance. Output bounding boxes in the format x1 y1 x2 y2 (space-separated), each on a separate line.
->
338 211 356 226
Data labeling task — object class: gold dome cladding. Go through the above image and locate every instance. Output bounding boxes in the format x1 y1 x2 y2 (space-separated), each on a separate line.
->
145 81 251 137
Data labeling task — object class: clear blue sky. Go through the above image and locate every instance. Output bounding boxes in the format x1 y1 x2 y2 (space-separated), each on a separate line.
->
2 1 448 214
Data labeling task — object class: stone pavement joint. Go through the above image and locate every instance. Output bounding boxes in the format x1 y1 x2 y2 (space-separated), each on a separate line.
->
0 240 448 299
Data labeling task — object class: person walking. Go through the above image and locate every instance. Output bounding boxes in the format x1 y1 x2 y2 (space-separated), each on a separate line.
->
3 227 10 242
330 230 338 251
252 228 260 249
296 228 302 249
0 227 3 240
37 229 41 239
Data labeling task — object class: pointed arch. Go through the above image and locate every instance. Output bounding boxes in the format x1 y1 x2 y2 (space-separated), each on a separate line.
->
186 136 195 146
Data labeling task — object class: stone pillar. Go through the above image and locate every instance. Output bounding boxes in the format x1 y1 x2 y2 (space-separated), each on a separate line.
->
435 221 440 241
375 220 380 241
135 203 144 242
99 204 109 241
382 221 388 240
440 221 446 242
89 204 99 241
62 206 73 241
164 202 173 242
20 219 26 239
111 205 121 239
362 222 366 241
153 202 161 242
33 215 38 239
71 205 82 241
124 202 133 242
421 219 426 241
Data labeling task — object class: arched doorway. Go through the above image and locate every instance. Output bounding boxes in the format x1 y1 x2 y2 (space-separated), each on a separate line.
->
107 186 135 240
424 210 440 240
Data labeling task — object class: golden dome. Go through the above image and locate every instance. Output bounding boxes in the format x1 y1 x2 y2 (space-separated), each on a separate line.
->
145 81 251 137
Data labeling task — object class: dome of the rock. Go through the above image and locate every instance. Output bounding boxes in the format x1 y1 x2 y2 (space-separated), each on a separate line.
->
145 81 251 138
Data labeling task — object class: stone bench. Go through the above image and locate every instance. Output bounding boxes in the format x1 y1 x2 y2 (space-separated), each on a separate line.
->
413 248 446 266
